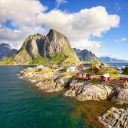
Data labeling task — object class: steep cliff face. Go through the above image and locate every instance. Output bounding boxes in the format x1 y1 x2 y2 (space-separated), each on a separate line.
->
0 43 17 60
1 29 79 65
73 48 101 62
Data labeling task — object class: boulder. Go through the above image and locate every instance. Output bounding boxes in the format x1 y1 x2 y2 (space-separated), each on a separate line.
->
99 107 128 128
64 81 113 101
112 89 128 105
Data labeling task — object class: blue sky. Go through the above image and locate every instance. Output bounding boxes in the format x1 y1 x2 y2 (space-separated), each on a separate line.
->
0 0 128 60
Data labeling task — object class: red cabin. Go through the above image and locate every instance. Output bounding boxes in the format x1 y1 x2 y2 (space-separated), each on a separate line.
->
119 74 128 81
57 65 64 69
76 71 85 78
86 73 95 79
38 69 43 72
99 74 110 81
93 67 100 73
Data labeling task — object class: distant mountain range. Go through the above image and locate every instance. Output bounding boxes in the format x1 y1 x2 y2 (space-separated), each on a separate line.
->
73 48 101 62
99 56 128 63
1 33 127 65
0 43 17 61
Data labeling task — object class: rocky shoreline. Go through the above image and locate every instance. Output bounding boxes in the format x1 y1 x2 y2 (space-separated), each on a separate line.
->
19 67 128 128
99 107 128 128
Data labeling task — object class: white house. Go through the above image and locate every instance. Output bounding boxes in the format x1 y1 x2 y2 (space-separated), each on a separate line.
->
67 66 77 72
37 65 44 68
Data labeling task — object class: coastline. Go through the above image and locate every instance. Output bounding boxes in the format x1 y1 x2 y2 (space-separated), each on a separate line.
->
19 65 128 128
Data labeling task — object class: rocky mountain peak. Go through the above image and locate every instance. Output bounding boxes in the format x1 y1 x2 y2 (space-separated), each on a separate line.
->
2 29 79 65
0 43 17 60
73 48 101 62
0 43 12 50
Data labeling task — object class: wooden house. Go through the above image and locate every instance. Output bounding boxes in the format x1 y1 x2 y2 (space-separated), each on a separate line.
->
99 74 111 81
67 66 77 72
57 65 64 69
80 64 93 70
93 66 100 73
76 71 85 77
38 69 43 72
119 74 128 81
86 73 95 79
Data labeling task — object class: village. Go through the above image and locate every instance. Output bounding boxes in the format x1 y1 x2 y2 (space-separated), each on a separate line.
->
36 63 128 84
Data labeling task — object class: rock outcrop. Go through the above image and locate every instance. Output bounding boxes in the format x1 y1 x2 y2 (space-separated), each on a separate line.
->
64 80 113 101
1 29 79 65
36 77 72 93
0 43 17 60
99 107 128 128
112 89 128 105
20 67 72 93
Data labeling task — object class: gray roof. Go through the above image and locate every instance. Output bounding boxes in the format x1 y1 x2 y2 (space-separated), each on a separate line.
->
78 71 85 74
87 73 95 76
82 64 93 67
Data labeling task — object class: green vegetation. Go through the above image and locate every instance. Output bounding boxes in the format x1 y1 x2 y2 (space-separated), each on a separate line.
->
0 57 14 65
85 68 93 73
30 56 48 64
85 67 120 77
122 67 128 75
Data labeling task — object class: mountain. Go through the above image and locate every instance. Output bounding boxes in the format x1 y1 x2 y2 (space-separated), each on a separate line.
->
0 43 17 61
0 29 79 65
99 56 128 63
73 48 101 62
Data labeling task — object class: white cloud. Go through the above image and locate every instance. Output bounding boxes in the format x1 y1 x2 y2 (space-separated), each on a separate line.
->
115 39 119 42
121 38 127 41
56 0 68 8
115 38 127 42
0 0 120 55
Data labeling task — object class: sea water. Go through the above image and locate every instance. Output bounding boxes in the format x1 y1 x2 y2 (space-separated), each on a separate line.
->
0 66 91 128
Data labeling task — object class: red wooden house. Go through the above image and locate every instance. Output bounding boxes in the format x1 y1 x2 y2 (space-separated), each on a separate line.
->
93 66 100 73
57 65 64 69
76 71 86 77
38 69 43 72
86 73 95 79
119 74 128 81
99 74 111 81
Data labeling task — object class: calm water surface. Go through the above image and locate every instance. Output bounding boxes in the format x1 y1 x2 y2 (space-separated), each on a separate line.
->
0 66 90 128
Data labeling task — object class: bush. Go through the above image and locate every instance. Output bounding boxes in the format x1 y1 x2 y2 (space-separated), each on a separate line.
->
122 67 128 75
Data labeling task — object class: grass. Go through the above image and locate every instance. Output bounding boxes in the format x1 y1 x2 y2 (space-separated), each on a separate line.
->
30 56 48 64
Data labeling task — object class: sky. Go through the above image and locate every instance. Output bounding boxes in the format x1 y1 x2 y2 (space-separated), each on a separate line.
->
0 0 128 60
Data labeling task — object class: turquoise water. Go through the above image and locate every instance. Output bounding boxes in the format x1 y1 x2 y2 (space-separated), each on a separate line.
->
0 66 90 128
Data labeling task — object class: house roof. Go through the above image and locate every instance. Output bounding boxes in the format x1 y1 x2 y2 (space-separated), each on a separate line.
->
120 74 128 78
94 66 100 69
102 73 110 78
68 66 76 68
87 73 95 76
78 71 85 74
82 64 93 67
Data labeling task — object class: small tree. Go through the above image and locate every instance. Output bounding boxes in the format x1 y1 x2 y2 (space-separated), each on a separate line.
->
122 67 128 75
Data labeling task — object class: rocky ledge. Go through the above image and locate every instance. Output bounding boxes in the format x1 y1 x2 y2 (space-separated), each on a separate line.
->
19 67 128 105
64 80 114 101
99 107 128 128
112 88 128 105
19 68 72 93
